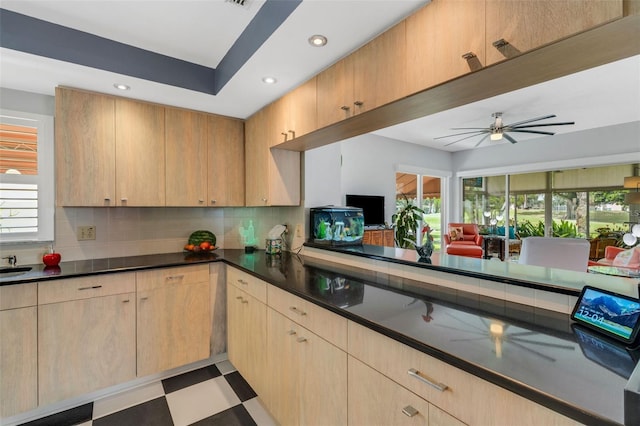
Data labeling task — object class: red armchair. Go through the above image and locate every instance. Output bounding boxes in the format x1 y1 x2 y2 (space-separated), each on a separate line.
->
444 223 484 258
588 246 625 267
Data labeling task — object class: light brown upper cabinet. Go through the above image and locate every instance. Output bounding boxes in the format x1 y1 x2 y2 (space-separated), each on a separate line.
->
115 98 165 206
485 0 622 65
207 114 245 206
317 22 406 128
165 107 208 207
245 103 300 206
274 77 318 145
56 87 116 207
406 0 486 96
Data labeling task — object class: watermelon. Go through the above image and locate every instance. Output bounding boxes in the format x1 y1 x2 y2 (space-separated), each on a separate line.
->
188 230 216 247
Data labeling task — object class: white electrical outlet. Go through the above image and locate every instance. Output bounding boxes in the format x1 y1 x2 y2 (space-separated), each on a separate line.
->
77 225 96 241
295 224 302 237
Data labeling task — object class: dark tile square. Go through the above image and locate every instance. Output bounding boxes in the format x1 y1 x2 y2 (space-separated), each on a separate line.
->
92 397 173 426
162 364 222 394
224 371 257 402
189 404 256 426
19 402 93 426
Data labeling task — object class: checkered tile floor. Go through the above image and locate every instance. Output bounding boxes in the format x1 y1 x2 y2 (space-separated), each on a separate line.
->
20 360 277 426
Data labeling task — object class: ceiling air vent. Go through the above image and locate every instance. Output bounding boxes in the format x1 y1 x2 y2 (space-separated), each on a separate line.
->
226 0 253 9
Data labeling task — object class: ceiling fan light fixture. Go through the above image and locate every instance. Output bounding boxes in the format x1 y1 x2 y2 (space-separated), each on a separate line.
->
490 131 503 141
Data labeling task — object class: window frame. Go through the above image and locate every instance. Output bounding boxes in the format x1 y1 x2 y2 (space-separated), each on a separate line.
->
0 109 54 243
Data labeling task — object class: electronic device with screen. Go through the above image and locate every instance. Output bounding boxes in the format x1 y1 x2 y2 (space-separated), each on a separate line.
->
345 194 385 227
571 286 640 347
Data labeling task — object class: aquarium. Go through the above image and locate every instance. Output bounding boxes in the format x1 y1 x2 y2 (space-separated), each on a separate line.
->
309 206 364 246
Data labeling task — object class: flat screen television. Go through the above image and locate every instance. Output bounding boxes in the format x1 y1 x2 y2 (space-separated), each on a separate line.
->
346 194 385 227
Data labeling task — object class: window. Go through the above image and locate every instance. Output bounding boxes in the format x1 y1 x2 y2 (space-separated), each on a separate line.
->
0 110 54 242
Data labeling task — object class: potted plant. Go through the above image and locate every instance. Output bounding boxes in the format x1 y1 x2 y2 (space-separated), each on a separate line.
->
392 195 424 249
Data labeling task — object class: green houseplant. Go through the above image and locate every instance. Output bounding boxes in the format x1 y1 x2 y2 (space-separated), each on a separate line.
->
392 195 424 249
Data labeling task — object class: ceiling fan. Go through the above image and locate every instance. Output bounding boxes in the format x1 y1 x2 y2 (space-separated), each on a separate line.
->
435 112 575 148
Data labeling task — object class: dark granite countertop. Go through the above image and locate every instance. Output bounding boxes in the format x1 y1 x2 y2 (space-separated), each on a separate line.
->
2 249 637 425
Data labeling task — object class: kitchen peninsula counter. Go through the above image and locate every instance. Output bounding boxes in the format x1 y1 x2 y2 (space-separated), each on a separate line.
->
2 249 638 425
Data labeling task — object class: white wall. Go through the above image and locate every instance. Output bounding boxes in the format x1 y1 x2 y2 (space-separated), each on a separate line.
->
305 133 453 226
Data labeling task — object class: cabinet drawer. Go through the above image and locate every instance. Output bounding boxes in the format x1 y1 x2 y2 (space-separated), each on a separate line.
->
137 265 209 292
226 266 266 304
268 285 347 351
39 273 135 305
347 321 578 426
0 283 37 310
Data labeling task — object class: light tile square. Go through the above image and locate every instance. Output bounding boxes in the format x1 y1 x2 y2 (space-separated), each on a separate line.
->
92 381 165 419
166 376 240 426
243 397 277 426
215 360 237 375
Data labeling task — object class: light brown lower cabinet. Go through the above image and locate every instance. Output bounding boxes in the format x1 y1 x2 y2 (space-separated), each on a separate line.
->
348 355 465 426
226 273 268 397
137 265 211 376
0 283 37 417
38 282 136 405
266 308 347 426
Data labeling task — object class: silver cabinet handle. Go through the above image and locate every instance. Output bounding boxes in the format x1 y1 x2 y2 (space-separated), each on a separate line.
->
353 101 363 107
492 38 509 49
140 296 148 301
104 197 111 201
241 299 249 304
402 406 419 418
166 274 184 281
236 296 243 300
211 200 217 204
462 52 476 60
121 198 128 202
408 368 448 392
289 306 307 316
288 130 295 139
237 279 248 285
287 330 296 335
340 105 350 111
198 199 204 203
122 299 130 303
78 285 102 290
296 337 307 343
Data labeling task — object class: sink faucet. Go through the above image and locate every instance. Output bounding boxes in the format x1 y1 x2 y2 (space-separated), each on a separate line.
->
3 255 17 267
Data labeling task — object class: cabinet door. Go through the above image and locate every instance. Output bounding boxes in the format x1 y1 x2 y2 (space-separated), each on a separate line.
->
348 355 435 426
266 308 299 426
137 280 210 376
485 0 622 65
165 107 208 206
55 87 116 206
280 77 318 141
406 0 486 95
316 57 355 128
383 229 395 247
0 307 37 417
352 21 407 114
115 98 165 206
207 115 245 206
244 107 270 206
38 293 136 405
298 324 348 426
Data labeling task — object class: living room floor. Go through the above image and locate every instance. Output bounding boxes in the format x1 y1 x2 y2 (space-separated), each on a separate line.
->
19 360 276 426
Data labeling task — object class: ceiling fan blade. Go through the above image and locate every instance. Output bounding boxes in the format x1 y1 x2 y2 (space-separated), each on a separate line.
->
503 133 518 144
443 132 489 146
449 127 489 130
434 130 487 140
474 134 490 147
505 114 556 127
508 129 555 135
510 122 575 129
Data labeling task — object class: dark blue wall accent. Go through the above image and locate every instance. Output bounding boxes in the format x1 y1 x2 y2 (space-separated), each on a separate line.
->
0 9 217 94
214 0 302 93
0 1 301 96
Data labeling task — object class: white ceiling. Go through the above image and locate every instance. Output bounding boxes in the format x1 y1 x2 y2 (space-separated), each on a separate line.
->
1 0 638 152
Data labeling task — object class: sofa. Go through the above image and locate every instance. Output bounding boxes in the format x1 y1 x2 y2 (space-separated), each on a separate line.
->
444 223 483 258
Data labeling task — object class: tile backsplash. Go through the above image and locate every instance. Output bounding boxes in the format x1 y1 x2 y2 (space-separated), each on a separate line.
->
0 206 305 265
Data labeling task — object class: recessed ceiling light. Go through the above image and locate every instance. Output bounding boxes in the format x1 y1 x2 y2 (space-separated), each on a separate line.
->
308 35 328 47
262 76 277 84
113 83 130 91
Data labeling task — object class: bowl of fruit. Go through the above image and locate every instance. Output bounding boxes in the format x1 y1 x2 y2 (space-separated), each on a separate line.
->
184 230 217 253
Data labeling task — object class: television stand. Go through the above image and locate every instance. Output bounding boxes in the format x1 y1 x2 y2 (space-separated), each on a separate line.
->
363 228 394 247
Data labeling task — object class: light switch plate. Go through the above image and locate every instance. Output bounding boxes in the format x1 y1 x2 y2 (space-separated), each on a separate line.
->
77 225 96 241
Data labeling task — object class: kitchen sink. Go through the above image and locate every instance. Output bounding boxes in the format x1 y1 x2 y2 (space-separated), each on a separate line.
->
0 266 32 277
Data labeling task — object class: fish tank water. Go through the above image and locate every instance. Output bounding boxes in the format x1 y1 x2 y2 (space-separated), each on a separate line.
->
309 206 364 246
